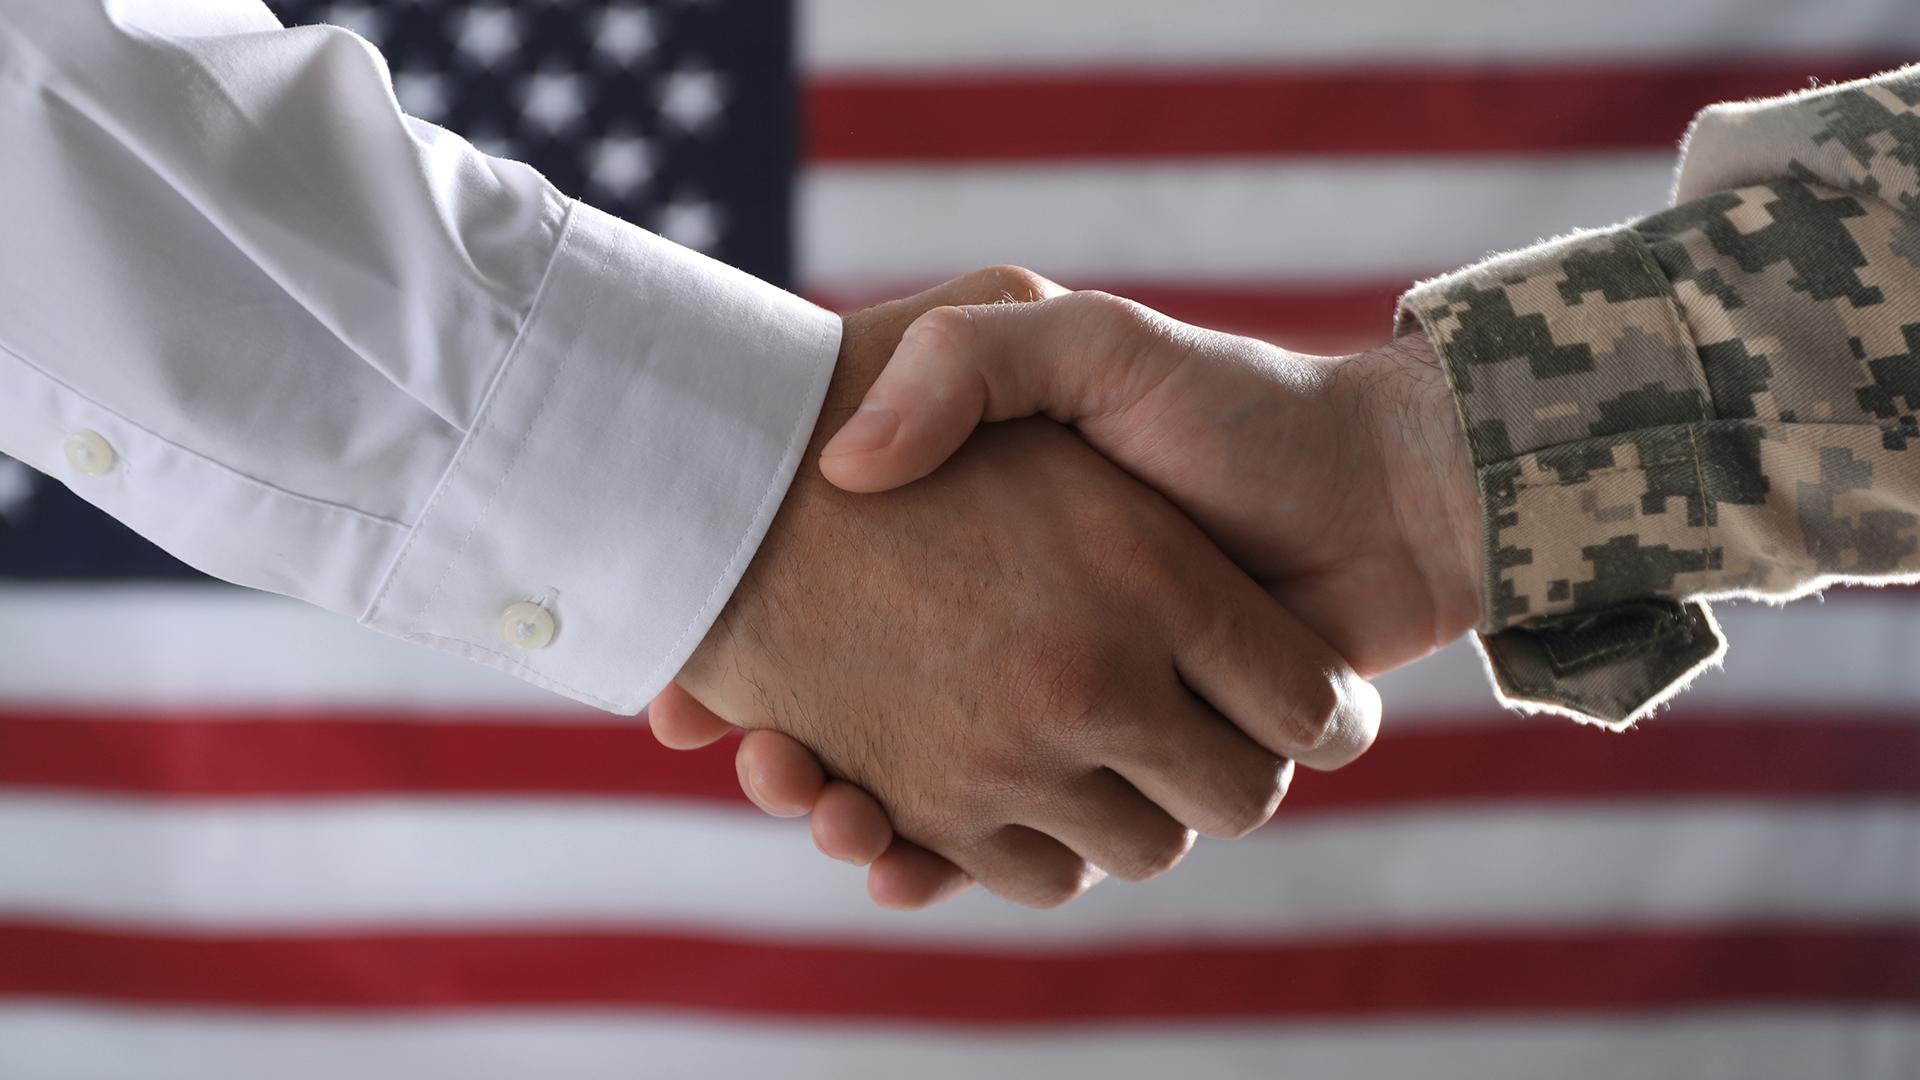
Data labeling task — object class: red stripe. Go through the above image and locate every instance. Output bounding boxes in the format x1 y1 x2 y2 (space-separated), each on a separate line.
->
806 58 1905 162
0 709 741 803
4 708 1917 808
1 921 1911 1018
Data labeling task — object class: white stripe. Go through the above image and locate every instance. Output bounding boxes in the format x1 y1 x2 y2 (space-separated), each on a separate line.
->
0 584 571 714
1374 593 1920 725
802 0 1920 72
3 587 1916 726
1 797 1913 940
799 156 1675 288
5 1006 1917 1080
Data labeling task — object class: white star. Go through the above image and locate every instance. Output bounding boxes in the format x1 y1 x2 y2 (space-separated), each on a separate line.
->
520 71 587 135
321 3 384 45
594 6 658 66
393 70 448 122
0 458 36 521
658 67 726 135
587 135 655 198
656 196 723 252
455 6 522 68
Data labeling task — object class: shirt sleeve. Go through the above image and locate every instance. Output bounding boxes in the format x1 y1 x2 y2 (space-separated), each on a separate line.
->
0 2 842 713
1397 62 1920 727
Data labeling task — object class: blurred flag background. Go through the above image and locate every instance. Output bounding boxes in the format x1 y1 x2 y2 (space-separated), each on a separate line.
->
3 1 1919 1077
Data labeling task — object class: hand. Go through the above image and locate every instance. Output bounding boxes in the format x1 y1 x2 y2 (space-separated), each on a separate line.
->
649 268 1380 909
821 290 1484 674
728 275 1482 904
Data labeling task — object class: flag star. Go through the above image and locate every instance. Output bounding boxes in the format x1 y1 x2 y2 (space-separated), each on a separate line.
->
393 70 449 122
587 135 656 198
0 458 35 522
320 3 384 45
520 71 588 135
656 196 723 252
593 6 658 66
658 67 726 135
455 6 522 68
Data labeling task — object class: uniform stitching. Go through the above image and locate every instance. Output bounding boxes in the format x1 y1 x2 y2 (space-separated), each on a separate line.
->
1624 228 1717 417
1684 425 1716 576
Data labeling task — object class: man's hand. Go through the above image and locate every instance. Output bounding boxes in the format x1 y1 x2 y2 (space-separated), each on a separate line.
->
819 291 1484 677
648 268 1380 909
723 276 1483 905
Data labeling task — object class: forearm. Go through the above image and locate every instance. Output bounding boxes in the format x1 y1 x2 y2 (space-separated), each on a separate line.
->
1368 62 1920 726
0 1 842 713
1396 66 1920 724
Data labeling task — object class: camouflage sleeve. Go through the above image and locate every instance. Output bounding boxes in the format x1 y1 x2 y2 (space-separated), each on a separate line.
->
1398 63 1920 727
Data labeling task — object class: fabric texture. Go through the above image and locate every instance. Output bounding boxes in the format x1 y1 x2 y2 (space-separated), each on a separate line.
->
0 0 842 712
1401 63 1920 725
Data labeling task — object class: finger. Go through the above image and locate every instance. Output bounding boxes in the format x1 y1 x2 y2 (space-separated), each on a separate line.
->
733 729 826 818
1103 690 1295 840
888 264 1070 319
848 265 1071 353
647 681 736 750
1028 769 1195 882
820 292 1177 494
1175 572 1384 772
950 825 1108 910
811 780 894 866
867 840 975 911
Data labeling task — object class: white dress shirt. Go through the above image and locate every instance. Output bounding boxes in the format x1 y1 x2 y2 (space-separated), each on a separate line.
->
0 1 843 713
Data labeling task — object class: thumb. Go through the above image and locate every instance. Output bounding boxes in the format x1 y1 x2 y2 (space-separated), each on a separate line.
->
646 681 737 750
818 293 1160 494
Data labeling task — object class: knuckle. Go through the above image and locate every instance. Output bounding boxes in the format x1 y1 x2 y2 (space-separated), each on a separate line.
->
972 263 1052 303
1066 290 1157 336
1012 860 1097 909
1283 675 1345 754
1292 668 1383 771
1109 825 1196 882
1199 757 1288 839
905 304 978 354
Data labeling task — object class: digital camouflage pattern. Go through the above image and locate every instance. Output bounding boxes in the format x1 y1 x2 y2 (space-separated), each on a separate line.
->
1401 63 1920 726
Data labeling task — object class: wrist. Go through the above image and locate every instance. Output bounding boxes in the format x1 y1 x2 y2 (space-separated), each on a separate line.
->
1357 328 1484 643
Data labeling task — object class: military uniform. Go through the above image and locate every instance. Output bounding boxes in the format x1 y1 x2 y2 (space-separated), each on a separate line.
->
1400 63 1920 727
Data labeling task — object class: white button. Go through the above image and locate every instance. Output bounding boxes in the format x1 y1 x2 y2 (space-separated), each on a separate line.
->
500 602 557 651
63 430 116 476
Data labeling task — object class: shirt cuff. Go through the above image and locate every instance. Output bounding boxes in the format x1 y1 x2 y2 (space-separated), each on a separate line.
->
1398 224 1727 727
362 201 842 714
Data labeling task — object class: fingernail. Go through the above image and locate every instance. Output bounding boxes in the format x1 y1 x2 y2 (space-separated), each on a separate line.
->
820 405 899 458
748 769 806 818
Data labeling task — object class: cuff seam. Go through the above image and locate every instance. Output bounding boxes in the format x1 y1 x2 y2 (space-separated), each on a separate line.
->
406 208 616 632
362 200 627 711
631 310 842 700
363 199 585 625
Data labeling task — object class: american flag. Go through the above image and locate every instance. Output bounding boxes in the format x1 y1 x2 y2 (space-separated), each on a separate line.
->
3 1 1919 1076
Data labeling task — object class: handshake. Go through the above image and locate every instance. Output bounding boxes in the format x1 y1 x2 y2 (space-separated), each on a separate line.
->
650 266 1485 909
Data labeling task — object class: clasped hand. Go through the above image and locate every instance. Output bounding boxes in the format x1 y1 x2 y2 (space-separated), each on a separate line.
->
650 266 1481 909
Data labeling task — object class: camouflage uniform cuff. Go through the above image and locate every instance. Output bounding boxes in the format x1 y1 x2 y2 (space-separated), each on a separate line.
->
1397 224 1728 727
